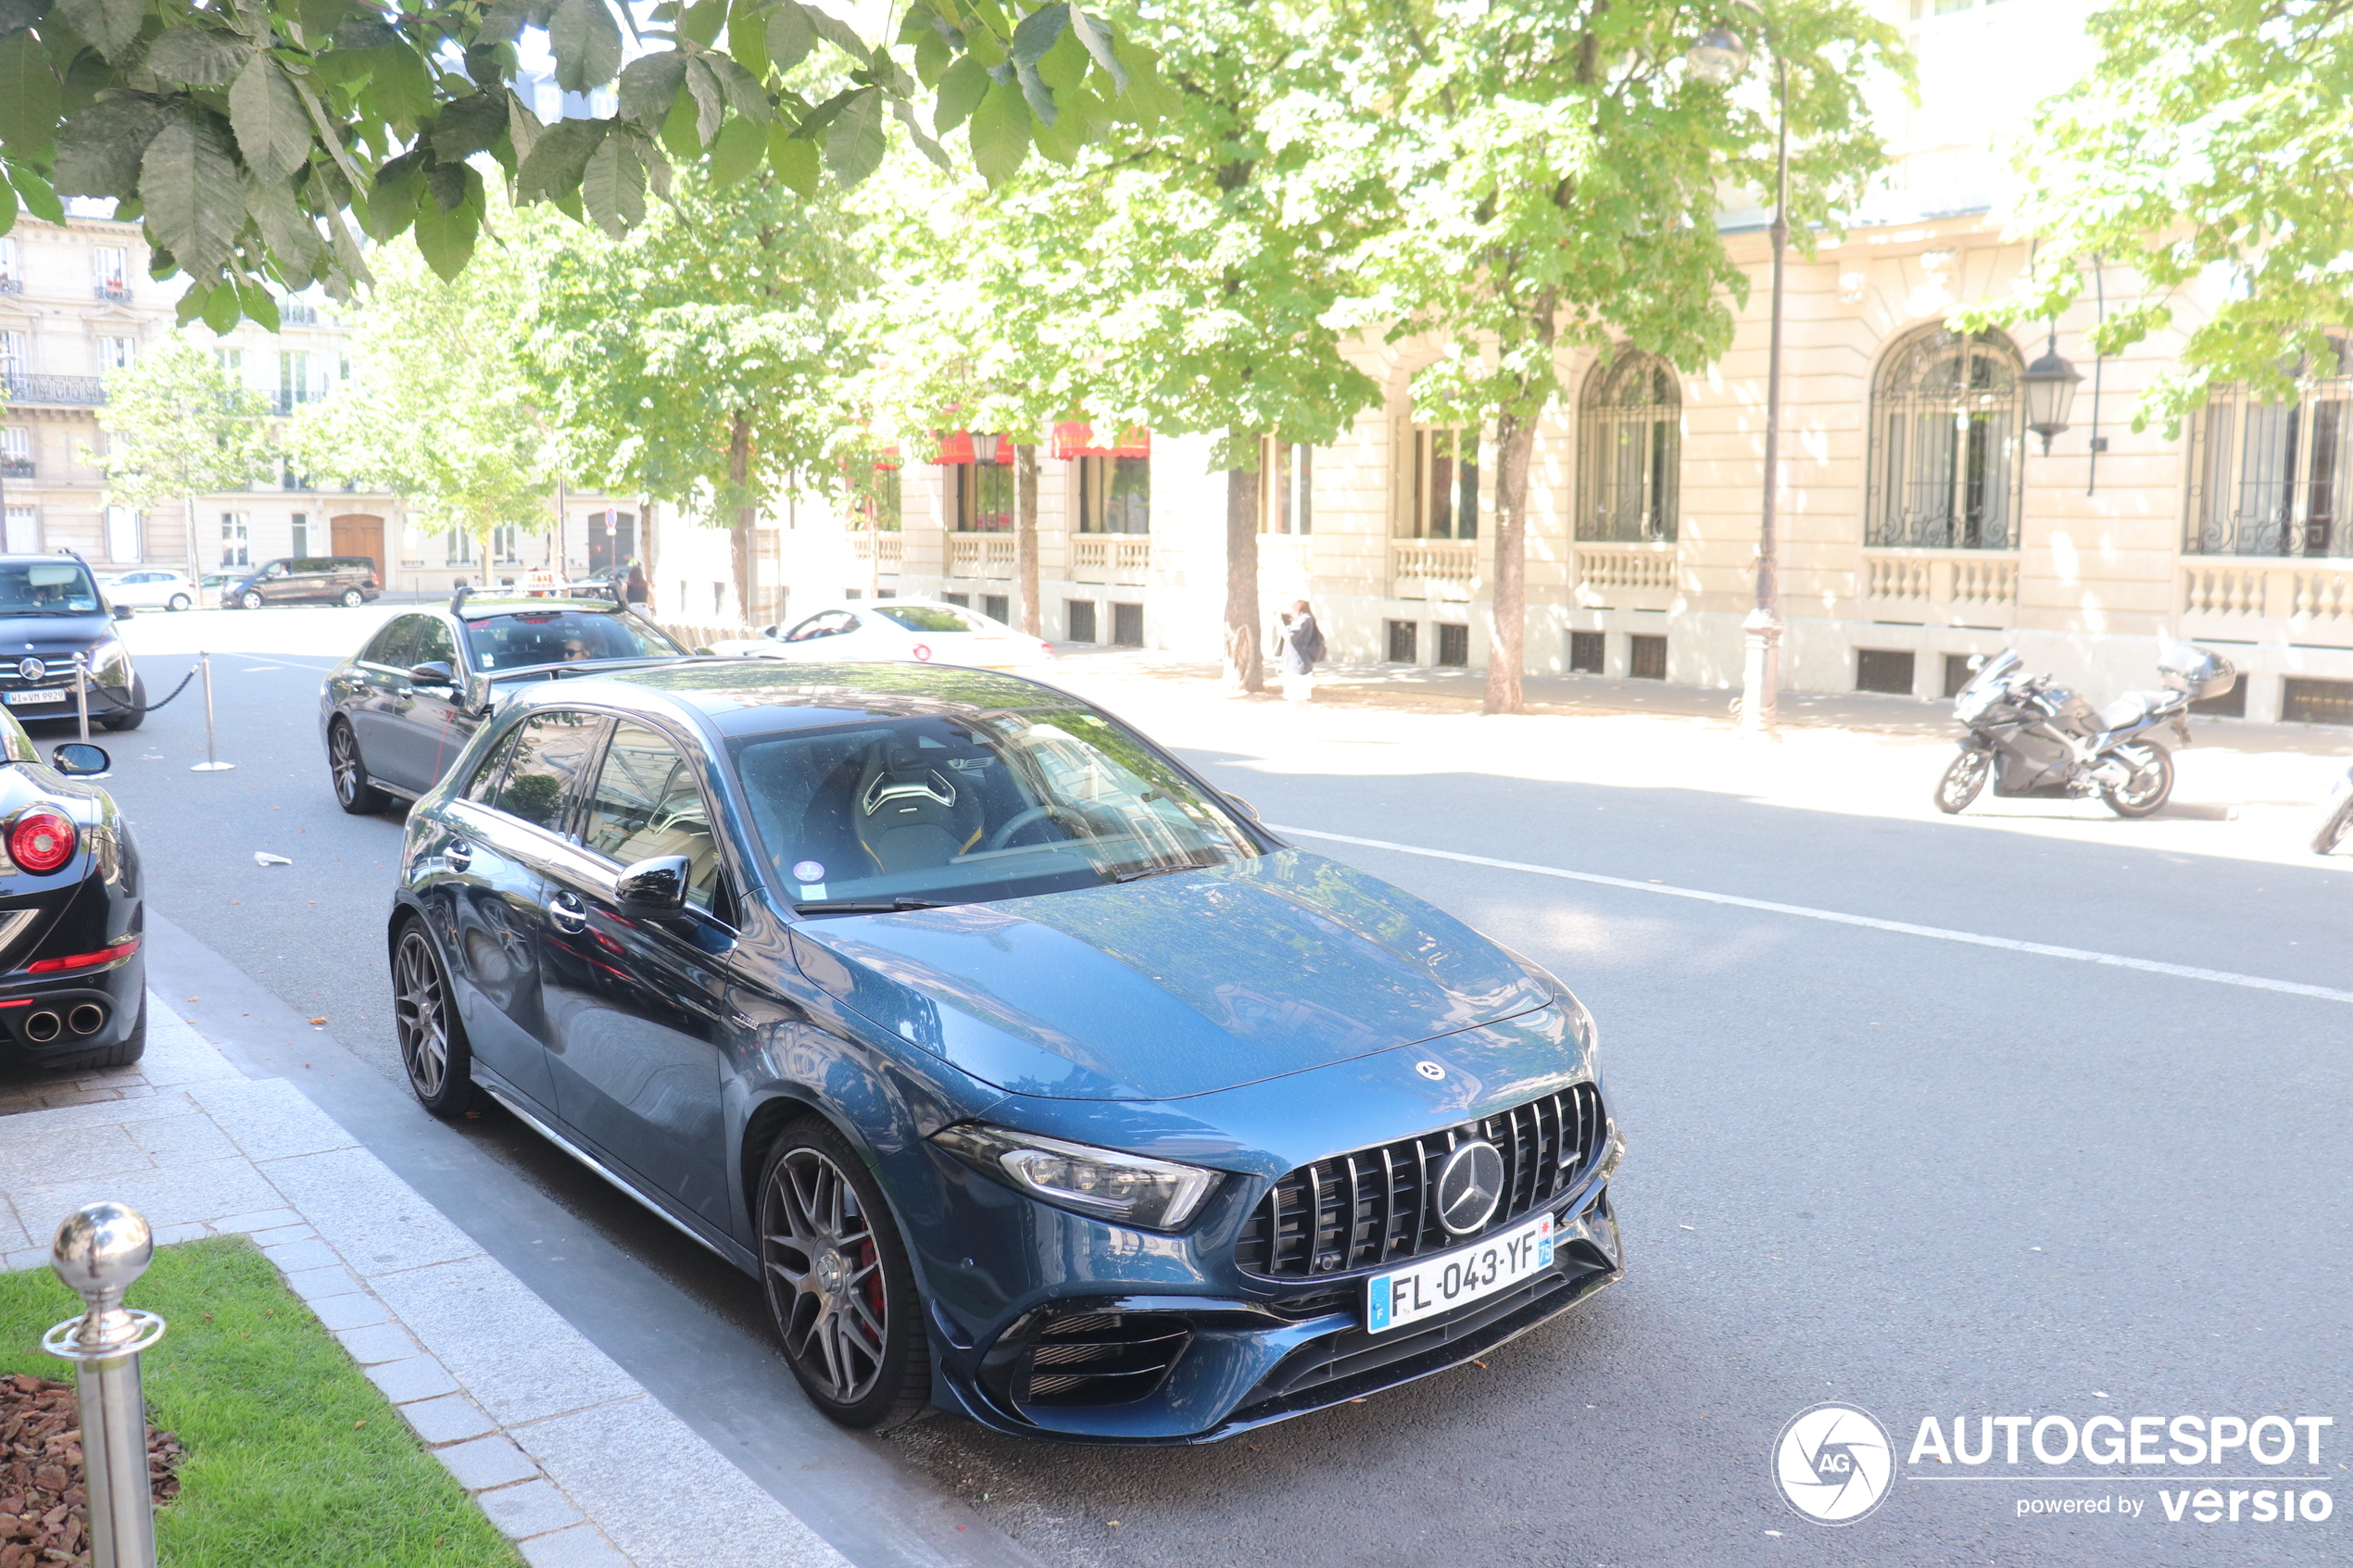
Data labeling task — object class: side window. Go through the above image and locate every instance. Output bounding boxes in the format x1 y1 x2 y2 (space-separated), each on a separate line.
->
484 712 603 831
364 616 422 669
464 727 520 803
579 724 723 912
411 618 459 668
784 612 855 643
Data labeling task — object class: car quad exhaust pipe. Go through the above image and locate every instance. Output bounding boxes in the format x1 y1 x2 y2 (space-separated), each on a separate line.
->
68 1003 107 1037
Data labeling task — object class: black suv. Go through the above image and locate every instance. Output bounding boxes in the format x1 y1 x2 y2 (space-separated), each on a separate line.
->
228 556 382 609
319 591 688 809
0 556 145 731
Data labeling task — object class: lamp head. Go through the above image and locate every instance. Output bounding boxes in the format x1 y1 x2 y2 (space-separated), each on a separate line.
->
1689 27 1751 84
2021 345 2084 455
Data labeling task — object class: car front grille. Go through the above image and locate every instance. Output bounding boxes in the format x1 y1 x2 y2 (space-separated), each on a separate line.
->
1233 1083 1606 1281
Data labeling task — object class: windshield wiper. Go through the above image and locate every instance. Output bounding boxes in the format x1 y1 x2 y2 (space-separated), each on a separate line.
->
793 897 951 915
1110 859 1217 884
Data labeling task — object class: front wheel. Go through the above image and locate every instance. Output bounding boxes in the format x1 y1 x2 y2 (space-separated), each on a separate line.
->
1934 749 1990 814
2313 792 2353 856
166 594 190 612
757 1120 929 1432
392 924 476 1115
329 720 393 814
241 590 265 610
2100 745 2173 818
97 674 145 732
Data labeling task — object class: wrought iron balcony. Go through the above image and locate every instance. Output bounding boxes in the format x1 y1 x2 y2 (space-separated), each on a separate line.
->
0 278 23 295
278 300 320 326
93 282 132 304
0 459 32 480
0 372 106 407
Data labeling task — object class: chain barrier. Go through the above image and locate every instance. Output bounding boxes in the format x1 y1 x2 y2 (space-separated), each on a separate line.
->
84 664 201 718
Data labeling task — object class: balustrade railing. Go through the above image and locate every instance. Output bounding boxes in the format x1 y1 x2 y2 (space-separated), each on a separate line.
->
1071 535 1150 583
2182 563 2353 622
1 371 105 406
948 533 1016 579
1391 539 1478 599
849 533 902 568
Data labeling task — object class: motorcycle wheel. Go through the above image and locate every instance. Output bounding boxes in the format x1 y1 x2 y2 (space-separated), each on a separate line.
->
2099 746 2173 818
1934 749 1990 814
2313 794 2353 856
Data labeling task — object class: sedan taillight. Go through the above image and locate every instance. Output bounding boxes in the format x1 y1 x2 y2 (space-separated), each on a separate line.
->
9 809 77 873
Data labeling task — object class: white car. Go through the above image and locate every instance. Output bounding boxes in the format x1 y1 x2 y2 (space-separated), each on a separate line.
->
102 569 199 612
708 597 1057 671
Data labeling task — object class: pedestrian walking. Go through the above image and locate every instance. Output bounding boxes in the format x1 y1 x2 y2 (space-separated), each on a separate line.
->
1277 598 1325 703
623 559 650 608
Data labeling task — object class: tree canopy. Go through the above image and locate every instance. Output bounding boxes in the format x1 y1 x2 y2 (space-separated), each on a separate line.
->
90 332 275 565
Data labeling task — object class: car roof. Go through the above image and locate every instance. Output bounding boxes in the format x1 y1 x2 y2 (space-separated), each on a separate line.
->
451 596 631 621
497 660 1080 742
786 596 997 622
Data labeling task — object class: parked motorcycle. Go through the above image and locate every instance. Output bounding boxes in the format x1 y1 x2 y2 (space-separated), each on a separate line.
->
1934 640 2236 820
2315 764 2353 855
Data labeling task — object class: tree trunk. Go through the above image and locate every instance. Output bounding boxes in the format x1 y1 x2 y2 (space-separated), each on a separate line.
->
1224 443 1263 693
184 495 199 585
727 410 756 627
1014 441 1040 636
639 495 659 608
1484 410 1536 714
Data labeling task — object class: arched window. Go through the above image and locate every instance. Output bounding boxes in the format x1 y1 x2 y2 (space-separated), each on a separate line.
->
1576 352 1680 542
1867 325 2024 550
2184 338 2353 558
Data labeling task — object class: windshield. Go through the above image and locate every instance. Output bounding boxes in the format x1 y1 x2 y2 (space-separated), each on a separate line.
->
1956 649 2020 704
874 605 986 633
463 609 685 671
730 705 1259 911
0 562 101 616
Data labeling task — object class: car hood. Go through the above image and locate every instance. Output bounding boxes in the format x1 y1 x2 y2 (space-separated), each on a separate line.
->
786 848 1553 1101
0 613 113 656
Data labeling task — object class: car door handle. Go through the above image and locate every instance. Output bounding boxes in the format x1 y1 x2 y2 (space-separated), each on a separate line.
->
445 839 472 872
548 891 589 933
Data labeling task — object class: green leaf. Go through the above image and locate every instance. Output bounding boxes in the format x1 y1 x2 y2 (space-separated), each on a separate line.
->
141 110 245 275
431 92 509 161
55 94 167 197
1031 78 1099 165
579 132 644 237
791 86 855 141
361 161 421 241
659 83 699 157
201 279 241 334
683 56 725 145
412 186 480 279
143 26 254 89
504 89 546 167
54 0 141 61
887 94 950 172
227 56 311 183
1009 2 1064 69
0 186 13 239
1037 21 1086 94
1013 59 1055 128
823 84 883 184
705 54 774 123
966 78 1028 186
1109 35 1171 128
912 24 950 88
726 0 771 79
767 121 817 194
617 51 687 128
519 115 606 201
0 31 61 165
1064 6 1126 95
681 0 725 46
244 172 324 282
708 112 762 187
358 46 435 126
233 276 279 332
6 160 64 223
765 0 813 72
798 0 870 60
424 161 467 212
549 0 623 95
932 53 988 134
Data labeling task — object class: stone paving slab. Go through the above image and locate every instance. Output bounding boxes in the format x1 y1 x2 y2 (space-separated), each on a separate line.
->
0 993 852 1568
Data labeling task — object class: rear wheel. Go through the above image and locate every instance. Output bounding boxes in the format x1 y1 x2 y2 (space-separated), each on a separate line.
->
1934 749 1990 814
329 720 393 814
393 924 475 1114
2100 745 2173 818
757 1121 929 1432
166 594 191 612
2313 794 2353 856
339 587 365 608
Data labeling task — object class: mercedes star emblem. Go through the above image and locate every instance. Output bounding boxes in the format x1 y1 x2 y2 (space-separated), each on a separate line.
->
16 658 39 681
1415 1060 1446 1081
1434 1140 1505 1236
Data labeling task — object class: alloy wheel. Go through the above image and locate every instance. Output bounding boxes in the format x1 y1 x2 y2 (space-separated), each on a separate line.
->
761 1148 890 1408
341 589 364 608
393 931 449 1099
1934 750 1989 814
330 725 363 805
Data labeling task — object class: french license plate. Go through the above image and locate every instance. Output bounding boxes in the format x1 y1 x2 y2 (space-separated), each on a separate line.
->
4 691 66 706
1366 1213 1554 1334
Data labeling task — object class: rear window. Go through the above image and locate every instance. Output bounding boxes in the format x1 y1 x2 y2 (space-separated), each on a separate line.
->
875 605 982 633
462 609 685 671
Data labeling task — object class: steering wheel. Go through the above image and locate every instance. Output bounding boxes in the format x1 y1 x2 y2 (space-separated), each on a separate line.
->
985 805 1086 852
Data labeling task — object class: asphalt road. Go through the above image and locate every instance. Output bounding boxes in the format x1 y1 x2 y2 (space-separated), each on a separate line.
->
79 606 2353 1568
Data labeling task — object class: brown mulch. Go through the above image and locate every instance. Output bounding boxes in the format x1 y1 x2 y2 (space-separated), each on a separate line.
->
0 1373 182 1568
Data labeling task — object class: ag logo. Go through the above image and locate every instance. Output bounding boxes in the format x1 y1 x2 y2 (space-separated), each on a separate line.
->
1773 1402 1894 1525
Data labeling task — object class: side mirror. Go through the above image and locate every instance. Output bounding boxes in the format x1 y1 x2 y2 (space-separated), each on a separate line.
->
110 604 133 621
50 743 110 777
409 660 457 686
761 625 779 638
616 854 691 912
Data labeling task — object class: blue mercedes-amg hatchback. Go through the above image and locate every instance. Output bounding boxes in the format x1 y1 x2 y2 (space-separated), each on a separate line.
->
386 661 1621 1442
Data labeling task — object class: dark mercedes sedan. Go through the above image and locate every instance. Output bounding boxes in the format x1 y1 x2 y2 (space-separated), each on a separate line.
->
320 591 686 811
387 663 1621 1442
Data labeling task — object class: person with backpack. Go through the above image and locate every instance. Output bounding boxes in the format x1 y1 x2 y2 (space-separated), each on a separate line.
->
1278 598 1325 703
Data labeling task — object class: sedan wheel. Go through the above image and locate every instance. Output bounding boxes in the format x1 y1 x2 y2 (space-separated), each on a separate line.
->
392 926 475 1114
241 591 265 610
329 721 392 814
758 1124 928 1431
166 594 190 612
340 588 365 608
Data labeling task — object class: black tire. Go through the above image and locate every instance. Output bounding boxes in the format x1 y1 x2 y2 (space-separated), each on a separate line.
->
166 594 191 612
392 923 477 1114
2100 745 2173 818
756 1120 929 1432
339 588 364 608
97 675 145 732
2313 794 2353 856
241 590 265 610
329 720 393 814
40 995 146 1072
1934 749 1989 814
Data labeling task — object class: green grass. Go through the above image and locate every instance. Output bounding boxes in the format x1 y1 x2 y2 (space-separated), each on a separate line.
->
0 1235 521 1567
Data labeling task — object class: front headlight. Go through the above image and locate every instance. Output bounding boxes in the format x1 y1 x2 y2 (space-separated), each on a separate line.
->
931 1123 1220 1231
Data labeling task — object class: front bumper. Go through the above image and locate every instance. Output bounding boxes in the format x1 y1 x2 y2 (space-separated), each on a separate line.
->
931 1173 1622 1444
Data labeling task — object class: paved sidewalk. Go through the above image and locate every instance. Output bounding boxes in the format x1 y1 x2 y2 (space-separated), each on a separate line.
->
0 997 849 1568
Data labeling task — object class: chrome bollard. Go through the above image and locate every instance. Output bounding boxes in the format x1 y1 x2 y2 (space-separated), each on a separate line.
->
188 652 233 772
43 1202 167 1568
74 653 91 744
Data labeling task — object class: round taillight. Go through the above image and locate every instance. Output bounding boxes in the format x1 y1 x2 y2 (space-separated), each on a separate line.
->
912 643 932 662
11 809 77 873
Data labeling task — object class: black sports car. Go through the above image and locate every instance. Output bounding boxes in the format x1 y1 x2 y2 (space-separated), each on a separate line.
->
320 591 688 812
0 713 144 1072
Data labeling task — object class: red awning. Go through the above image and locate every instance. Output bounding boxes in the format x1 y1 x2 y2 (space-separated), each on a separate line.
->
932 431 1013 465
1051 421 1151 461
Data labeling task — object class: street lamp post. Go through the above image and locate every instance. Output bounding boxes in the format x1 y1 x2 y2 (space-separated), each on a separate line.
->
1692 6 1789 735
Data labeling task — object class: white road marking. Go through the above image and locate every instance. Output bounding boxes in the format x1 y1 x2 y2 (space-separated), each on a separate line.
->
1273 824 2353 1007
